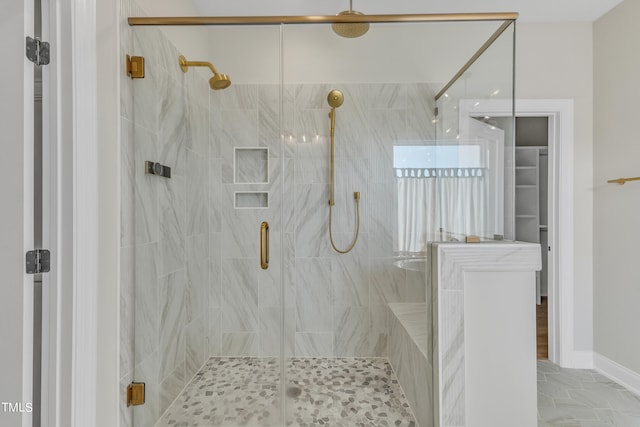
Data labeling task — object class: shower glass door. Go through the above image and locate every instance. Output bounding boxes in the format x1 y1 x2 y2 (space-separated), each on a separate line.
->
123 20 286 426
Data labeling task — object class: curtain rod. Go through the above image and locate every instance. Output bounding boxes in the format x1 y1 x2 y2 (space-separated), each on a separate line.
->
128 13 518 26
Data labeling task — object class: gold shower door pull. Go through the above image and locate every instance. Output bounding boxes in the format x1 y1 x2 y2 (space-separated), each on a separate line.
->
260 221 269 270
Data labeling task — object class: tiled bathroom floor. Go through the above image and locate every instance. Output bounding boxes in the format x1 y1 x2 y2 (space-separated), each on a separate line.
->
538 361 640 426
156 357 416 427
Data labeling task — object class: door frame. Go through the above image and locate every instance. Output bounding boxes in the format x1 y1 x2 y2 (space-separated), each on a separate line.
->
459 99 582 368
0 1 35 426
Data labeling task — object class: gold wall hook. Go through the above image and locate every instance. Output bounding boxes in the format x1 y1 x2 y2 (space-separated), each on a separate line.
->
126 55 145 79
607 177 640 185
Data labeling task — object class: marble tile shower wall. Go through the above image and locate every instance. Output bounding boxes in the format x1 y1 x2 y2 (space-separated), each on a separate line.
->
210 82 436 359
119 2 214 425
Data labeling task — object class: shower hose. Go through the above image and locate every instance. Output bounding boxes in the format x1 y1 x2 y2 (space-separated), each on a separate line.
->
328 193 360 254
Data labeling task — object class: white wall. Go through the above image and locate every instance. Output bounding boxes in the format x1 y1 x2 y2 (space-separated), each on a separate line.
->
516 23 594 353
206 22 499 84
134 0 210 60
593 0 640 374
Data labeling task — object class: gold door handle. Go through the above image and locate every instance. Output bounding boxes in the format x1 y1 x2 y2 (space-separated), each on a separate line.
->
260 221 269 270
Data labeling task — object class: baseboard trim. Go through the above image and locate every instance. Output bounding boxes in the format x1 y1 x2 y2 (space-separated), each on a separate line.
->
554 350 593 369
567 350 594 369
594 352 640 396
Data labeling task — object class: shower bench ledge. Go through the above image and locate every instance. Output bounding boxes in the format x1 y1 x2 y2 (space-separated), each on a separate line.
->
388 303 432 427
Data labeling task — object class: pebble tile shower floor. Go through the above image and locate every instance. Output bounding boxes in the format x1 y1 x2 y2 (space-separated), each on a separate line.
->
156 357 417 427
156 358 640 427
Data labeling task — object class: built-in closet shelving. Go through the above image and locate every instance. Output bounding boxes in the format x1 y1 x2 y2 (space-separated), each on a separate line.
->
515 146 548 303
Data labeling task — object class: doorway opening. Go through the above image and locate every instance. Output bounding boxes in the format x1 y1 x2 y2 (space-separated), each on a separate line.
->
514 116 550 360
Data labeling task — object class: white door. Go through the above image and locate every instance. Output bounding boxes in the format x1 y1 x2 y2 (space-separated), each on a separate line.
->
0 1 35 426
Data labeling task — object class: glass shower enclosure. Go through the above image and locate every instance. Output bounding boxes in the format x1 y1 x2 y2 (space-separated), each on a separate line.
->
120 8 515 427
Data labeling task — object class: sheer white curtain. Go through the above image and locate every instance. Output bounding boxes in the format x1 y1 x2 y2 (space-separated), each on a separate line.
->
396 168 486 254
437 169 486 239
396 175 437 254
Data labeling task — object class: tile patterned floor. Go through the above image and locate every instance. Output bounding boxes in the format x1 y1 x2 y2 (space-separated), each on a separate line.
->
156 357 416 427
538 361 640 427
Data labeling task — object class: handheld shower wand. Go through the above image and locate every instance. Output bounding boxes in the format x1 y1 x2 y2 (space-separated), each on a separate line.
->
328 90 343 207
327 89 360 254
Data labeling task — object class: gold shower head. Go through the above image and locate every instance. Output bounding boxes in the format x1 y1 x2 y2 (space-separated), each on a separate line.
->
332 0 369 38
332 10 370 38
179 55 231 90
327 89 344 108
210 74 231 90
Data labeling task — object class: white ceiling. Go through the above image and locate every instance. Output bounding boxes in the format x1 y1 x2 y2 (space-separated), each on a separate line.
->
191 0 623 23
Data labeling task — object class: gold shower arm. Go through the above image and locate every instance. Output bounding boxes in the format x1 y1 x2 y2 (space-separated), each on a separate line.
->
179 55 220 74
607 177 640 185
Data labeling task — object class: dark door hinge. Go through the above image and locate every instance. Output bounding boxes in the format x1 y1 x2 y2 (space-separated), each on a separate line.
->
26 37 50 66
26 249 50 274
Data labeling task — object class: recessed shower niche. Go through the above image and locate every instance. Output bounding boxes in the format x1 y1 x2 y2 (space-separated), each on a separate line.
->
234 147 269 184
234 191 269 209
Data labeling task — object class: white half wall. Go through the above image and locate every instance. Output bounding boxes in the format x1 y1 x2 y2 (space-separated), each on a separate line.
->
593 0 640 376
516 23 594 355
465 271 537 427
